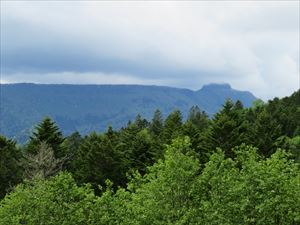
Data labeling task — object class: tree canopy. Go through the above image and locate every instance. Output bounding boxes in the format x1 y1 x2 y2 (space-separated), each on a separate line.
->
0 90 299 224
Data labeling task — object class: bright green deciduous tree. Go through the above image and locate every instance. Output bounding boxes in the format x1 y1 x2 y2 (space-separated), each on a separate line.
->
189 145 300 225
91 136 200 225
0 173 95 225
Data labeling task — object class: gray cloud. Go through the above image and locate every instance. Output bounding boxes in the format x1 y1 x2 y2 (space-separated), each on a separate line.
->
1 1 299 100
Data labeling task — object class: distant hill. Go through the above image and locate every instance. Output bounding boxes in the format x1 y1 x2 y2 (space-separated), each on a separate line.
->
0 83 256 142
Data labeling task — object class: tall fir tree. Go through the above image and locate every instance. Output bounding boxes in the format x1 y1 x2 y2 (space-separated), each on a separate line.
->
162 110 183 143
71 131 125 192
251 108 282 156
149 109 164 137
134 114 149 130
183 106 210 164
187 105 209 131
61 131 82 171
203 99 251 158
26 117 65 158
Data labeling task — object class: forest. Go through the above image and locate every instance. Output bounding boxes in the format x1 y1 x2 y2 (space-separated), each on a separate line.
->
0 83 256 142
0 90 299 224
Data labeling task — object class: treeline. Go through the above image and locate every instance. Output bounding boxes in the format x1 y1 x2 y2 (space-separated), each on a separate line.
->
0 90 299 224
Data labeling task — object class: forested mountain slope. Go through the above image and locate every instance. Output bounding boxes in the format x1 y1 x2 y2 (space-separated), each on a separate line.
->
0 83 256 141
0 90 299 224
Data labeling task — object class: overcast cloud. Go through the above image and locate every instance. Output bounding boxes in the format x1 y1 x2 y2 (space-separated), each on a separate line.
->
1 1 299 100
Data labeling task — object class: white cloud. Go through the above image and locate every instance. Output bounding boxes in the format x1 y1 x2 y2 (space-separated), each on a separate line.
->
1 1 299 100
1 71 177 88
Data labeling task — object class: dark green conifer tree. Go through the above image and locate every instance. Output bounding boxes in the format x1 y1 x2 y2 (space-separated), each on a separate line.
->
186 105 209 131
62 131 82 171
266 90 300 137
0 136 23 198
72 131 124 192
162 110 183 143
26 117 65 158
252 108 282 156
149 109 164 137
118 123 160 176
134 114 149 130
203 99 251 158
183 106 210 163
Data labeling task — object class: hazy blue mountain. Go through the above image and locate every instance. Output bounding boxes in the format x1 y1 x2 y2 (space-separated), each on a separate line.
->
0 83 256 142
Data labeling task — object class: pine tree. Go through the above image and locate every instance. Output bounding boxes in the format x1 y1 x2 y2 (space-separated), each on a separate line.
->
162 110 183 143
134 114 149 130
118 124 159 176
149 109 164 137
0 136 23 198
183 106 210 164
187 106 209 131
252 109 282 156
204 99 251 158
72 132 125 191
60 131 82 171
26 117 65 158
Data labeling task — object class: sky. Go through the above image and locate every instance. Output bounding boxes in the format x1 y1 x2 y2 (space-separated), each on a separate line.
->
1 1 299 100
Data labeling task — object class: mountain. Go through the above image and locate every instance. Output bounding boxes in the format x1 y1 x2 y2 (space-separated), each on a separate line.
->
0 83 256 142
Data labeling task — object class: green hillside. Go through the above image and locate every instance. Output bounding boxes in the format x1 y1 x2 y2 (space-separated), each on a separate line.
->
0 90 299 224
0 83 256 142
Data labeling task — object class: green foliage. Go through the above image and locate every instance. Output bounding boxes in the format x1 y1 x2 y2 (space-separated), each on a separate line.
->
71 131 125 191
1 90 299 223
149 109 164 137
127 137 199 224
0 173 95 225
162 110 183 143
187 105 209 131
251 108 282 156
128 129 159 174
251 98 265 109
266 91 300 137
189 145 300 224
91 143 300 224
287 136 300 162
275 135 300 162
182 106 210 164
0 136 23 199
61 131 82 170
1 83 257 141
26 117 65 158
204 99 251 158
89 182 132 225
134 114 149 130
1 142 299 224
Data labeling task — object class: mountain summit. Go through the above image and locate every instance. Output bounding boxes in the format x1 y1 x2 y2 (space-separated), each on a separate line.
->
200 83 232 91
0 83 256 141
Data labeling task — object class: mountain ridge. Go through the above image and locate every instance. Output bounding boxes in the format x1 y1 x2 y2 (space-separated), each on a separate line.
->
0 83 257 142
